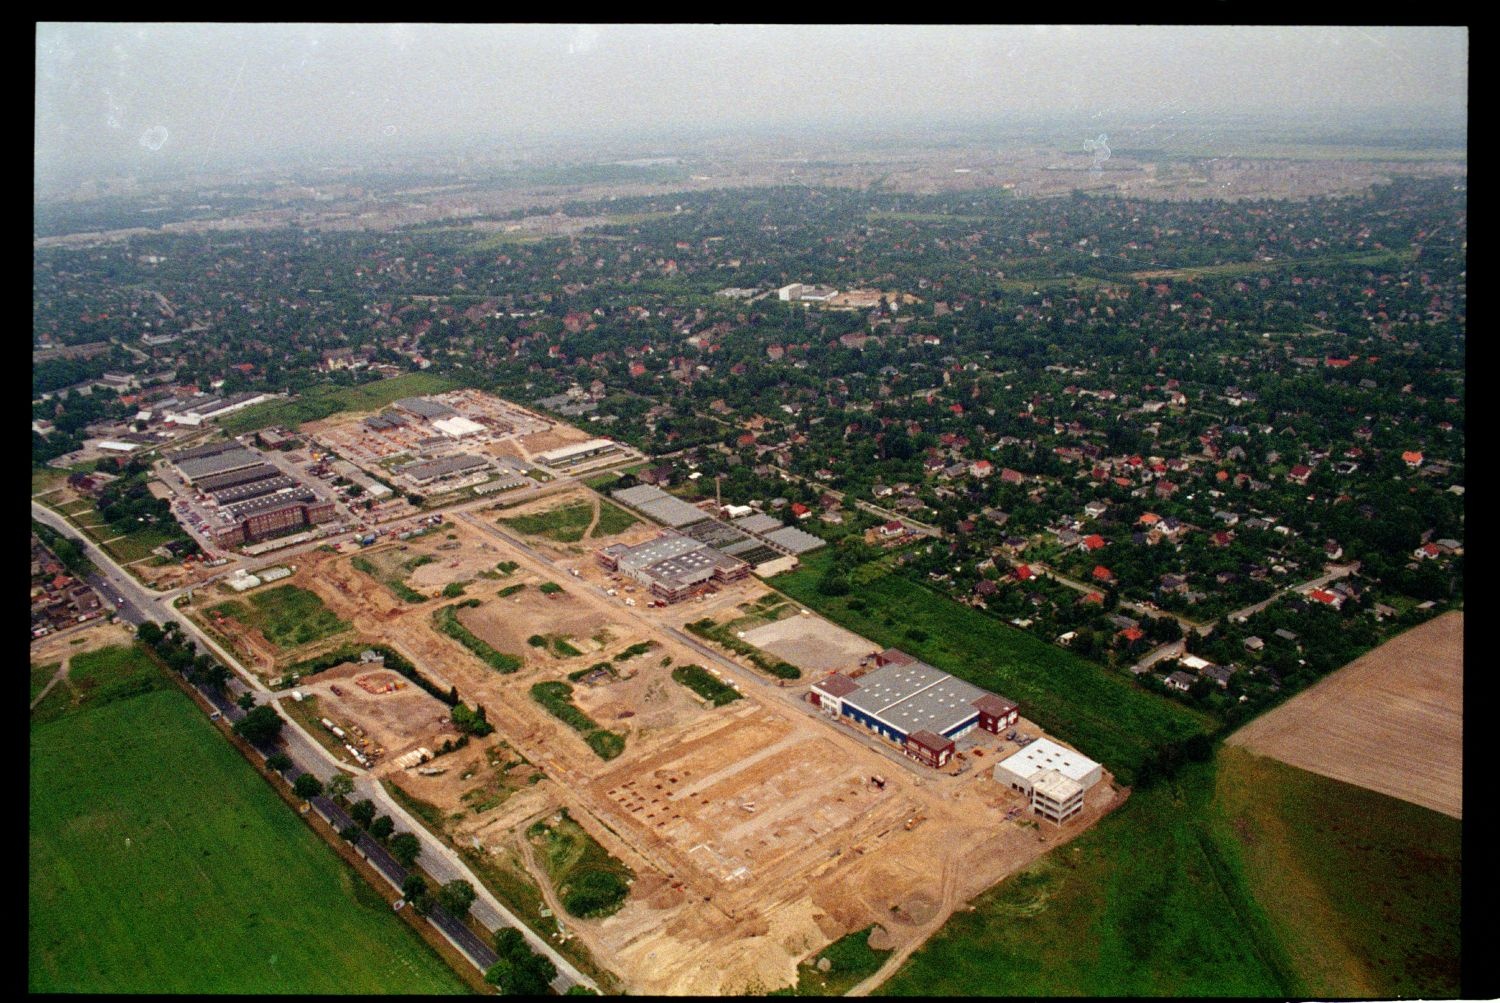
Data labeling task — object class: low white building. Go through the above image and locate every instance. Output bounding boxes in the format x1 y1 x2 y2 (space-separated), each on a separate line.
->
431 415 485 438
993 737 1102 824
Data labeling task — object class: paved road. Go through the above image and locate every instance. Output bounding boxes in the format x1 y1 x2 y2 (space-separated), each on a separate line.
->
1215 564 1355 627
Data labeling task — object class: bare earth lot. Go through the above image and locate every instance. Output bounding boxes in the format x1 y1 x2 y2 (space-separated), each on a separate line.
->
741 615 876 674
205 511 1122 994
1228 611 1462 819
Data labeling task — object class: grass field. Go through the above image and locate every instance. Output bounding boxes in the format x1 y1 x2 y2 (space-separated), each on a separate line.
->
210 585 351 651
29 644 470 994
774 925 892 996
32 467 69 495
593 501 638 537
217 372 461 434
881 757 1297 997
500 501 595 542
30 661 61 703
104 526 179 564
774 552 1212 784
1212 746 1460 997
527 810 633 919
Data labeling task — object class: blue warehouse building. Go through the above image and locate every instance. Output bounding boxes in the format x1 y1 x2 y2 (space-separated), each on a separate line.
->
809 649 1019 766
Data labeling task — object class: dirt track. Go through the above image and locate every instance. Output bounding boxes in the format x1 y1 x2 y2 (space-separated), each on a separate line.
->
1228 611 1463 818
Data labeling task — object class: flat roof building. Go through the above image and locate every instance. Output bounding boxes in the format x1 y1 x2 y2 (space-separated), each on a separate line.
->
812 650 1020 758
395 396 458 420
993 737 1101 823
432 415 485 438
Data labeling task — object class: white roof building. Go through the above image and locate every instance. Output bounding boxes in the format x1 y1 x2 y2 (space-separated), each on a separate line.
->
993 737 1102 795
431 415 485 438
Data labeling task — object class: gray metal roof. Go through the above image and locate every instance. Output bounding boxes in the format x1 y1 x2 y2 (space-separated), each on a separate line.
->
395 396 458 419
175 447 264 483
732 513 784 535
614 534 704 572
613 485 709 528
397 453 489 482
762 525 826 554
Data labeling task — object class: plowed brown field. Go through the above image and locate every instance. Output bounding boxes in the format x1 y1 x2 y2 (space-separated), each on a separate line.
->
1228 611 1462 818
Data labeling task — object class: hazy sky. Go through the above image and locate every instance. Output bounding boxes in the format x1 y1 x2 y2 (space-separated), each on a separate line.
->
35 24 1467 181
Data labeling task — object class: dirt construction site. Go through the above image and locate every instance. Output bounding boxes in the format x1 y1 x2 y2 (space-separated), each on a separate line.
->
1228 610 1463 819
198 500 1122 994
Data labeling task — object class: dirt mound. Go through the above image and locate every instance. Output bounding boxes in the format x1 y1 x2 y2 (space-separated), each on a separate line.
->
865 924 895 951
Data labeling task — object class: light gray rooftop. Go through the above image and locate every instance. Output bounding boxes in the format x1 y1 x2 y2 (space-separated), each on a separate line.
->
762 525 826 554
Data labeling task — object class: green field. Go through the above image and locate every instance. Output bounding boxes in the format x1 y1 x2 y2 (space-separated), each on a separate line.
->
210 585 351 651
1212 746 1460 997
216 372 461 434
104 526 179 564
529 682 625 759
500 501 595 542
593 501 638 537
881 758 1295 996
527 810 634 919
30 661 62 704
29 644 469 994
878 745 1460 998
774 551 1210 784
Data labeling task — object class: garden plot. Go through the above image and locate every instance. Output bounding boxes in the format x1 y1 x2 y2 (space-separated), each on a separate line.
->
740 615 877 674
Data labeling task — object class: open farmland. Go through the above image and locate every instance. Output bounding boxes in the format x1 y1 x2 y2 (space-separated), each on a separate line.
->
28 643 468 994
1227 611 1463 818
774 550 1213 785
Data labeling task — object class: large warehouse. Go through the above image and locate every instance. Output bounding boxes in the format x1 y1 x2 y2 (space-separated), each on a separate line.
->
809 649 1020 768
992 738 1102 824
597 531 751 602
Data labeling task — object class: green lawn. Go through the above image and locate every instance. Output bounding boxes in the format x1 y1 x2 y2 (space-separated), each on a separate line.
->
32 467 69 496
774 551 1212 784
210 585 350 651
877 744 1460 998
881 758 1297 997
1212 746 1460 997
29 645 470 994
670 665 742 707
217 372 461 434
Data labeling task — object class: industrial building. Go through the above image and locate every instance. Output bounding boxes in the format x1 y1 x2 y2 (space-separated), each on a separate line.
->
808 650 1019 768
536 437 622 468
395 396 459 420
168 444 265 484
610 485 825 575
396 453 491 486
212 491 336 547
597 531 751 602
992 738 1102 824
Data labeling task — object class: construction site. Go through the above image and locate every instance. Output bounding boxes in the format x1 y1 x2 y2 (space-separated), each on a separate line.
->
193 489 1123 995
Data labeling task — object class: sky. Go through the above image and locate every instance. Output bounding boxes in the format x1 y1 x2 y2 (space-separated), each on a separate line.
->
35 24 1468 183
